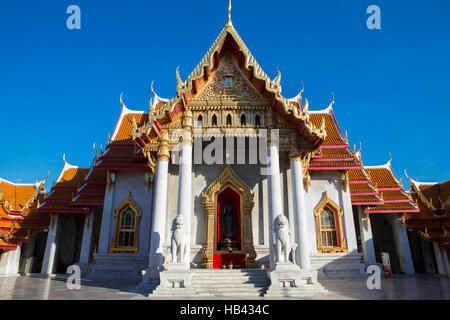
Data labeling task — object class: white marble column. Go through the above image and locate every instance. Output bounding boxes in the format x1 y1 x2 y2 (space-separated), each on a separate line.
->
98 172 116 254
267 134 283 269
41 214 59 275
441 249 450 274
357 207 377 266
390 214 415 274
419 238 435 273
21 237 37 274
79 208 95 264
432 241 445 274
176 112 193 269
289 149 311 269
0 244 22 275
147 132 170 280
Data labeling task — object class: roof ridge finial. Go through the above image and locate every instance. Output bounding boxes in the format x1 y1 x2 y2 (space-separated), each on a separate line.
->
120 92 125 107
329 91 335 109
226 0 232 27
404 169 411 181
176 66 182 86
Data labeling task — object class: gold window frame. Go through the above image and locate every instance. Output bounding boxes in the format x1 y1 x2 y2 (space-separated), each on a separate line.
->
109 192 142 254
314 192 348 253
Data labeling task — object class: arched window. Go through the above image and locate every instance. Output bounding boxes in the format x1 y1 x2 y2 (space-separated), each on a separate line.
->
313 192 347 253
226 114 232 126
320 207 338 248
197 114 203 127
118 208 136 247
212 114 218 126
240 114 246 126
255 114 261 127
110 193 142 253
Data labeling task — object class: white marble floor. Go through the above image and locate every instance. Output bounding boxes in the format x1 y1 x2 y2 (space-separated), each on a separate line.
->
0 274 448 300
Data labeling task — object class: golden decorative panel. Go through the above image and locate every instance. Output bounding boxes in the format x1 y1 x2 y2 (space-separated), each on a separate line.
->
193 55 265 102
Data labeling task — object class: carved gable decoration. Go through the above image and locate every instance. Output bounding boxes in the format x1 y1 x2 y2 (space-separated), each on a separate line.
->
193 55 265 102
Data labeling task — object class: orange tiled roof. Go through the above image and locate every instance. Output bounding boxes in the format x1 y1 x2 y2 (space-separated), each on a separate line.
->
351 194 384 204
349 183 377 194
72 194 104 206
308 107 360 171
309 109 346 146
110 107 148 146
379 190 410 201
348 168 369 181
363 162 418 214
309 160 360 169
365 165 401 189
0 179 42 212
347 151 383 206
53 165 90 189
38 162 90 214
0 238 17 249
0 177 49 245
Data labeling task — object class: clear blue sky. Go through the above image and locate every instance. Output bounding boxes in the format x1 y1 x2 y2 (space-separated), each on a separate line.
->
0 0 449 190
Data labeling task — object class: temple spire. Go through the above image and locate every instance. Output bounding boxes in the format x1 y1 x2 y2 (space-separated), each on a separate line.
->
226 0 232 27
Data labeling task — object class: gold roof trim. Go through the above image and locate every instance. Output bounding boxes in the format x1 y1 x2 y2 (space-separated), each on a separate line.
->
133 22 326 142
405 170 435 211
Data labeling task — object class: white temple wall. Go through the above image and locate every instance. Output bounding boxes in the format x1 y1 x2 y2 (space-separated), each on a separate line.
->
89 171 152 280
100 171 152 257
305 171 358 254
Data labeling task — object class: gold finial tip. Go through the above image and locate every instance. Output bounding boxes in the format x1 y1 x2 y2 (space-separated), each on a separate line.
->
226 0 232 27
120 92 124 106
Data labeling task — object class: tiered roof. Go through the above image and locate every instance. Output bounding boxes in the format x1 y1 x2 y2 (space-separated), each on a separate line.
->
307 105 362 171
0 177 49 249
348 151 384 206
406 177 450 247
96 103 149 172
363 161 419 214
37 160 90 214
38 103 152 214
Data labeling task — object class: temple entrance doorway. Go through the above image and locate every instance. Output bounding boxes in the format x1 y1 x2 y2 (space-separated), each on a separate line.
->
214 186 244 269
201 165 257 269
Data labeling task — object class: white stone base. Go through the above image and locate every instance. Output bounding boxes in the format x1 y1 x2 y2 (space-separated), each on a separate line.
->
150 264 195 297
0 246 21 275
265 263 327 297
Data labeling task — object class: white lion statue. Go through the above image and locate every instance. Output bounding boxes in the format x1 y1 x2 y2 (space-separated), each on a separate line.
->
274 215 293 263
171 216 187 264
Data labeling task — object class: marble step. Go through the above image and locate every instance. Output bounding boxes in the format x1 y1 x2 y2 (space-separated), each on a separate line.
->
193 287 267 296
192 280 269 284
193 275 268 279
190 269 270 296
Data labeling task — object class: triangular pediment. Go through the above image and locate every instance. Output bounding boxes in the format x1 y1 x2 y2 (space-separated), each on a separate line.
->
191 55 267 104
133 23 326 150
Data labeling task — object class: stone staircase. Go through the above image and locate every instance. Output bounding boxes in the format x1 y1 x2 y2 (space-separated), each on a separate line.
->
191 269 270 297
310 253 366 280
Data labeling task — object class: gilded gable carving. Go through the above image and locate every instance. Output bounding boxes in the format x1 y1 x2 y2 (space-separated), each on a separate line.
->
194 55 265 102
